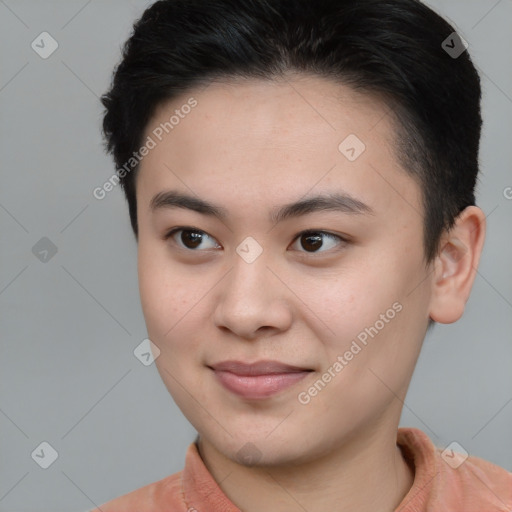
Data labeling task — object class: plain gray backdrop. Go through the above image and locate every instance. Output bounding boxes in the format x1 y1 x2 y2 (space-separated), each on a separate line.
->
1 0 511 511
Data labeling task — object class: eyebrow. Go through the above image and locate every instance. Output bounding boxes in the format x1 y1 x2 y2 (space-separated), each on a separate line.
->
149 189 374 223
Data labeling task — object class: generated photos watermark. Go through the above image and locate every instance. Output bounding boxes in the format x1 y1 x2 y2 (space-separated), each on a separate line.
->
297 301 403 405
93 97 198 200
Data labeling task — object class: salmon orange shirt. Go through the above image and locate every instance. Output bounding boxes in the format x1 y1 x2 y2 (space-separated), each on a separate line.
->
92 427 512 511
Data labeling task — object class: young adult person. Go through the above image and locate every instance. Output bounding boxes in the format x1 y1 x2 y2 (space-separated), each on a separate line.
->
92 1 512 510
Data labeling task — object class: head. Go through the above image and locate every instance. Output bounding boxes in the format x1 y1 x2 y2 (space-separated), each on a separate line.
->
100 0 485 466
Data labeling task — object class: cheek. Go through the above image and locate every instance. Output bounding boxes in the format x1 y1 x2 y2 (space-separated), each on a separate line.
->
301 246 423 361
290 264 389 348
137 242 215 364
138 247 204 398
138 243 190 337
322 254 429 395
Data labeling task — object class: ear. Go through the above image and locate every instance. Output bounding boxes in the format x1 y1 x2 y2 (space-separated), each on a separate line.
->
429 206 486 324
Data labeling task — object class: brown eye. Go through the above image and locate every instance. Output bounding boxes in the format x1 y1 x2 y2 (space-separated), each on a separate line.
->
165 228 220 250
300 233 323 252
291 231 347 254
180 230 204 249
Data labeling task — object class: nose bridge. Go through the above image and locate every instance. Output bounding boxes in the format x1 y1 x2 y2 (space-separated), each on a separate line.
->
213 239 292 337
227 241 272 302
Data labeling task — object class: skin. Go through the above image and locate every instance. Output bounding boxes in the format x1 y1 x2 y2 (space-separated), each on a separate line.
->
135 73 486 512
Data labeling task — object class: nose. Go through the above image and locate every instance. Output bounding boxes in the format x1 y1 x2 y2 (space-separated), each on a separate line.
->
212 252 293 341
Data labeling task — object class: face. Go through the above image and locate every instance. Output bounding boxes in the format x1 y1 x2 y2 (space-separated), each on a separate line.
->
136 75 433 466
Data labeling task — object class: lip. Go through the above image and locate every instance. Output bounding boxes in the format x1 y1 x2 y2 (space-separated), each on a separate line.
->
209 360 313 399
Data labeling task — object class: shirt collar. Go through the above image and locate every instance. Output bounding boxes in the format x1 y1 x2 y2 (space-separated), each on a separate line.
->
180 427 439 511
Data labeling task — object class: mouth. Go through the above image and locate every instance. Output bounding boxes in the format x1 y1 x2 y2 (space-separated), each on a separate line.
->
208 360 314 400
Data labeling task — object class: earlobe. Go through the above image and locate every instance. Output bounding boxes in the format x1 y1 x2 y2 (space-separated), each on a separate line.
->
428 206 486 324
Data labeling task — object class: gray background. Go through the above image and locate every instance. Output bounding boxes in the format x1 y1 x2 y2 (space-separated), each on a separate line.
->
1 1 511 511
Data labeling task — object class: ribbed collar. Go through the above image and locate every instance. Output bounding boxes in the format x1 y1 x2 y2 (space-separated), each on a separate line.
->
181 427 439 511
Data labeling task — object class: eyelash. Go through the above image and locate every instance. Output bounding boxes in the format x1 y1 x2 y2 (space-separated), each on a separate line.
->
163 226 349 255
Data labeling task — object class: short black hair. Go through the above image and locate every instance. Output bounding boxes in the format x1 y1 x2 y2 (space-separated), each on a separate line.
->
101 0 482 264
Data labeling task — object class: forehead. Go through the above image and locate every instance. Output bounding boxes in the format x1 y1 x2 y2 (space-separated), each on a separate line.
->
137 75 420 222
144 74 393 153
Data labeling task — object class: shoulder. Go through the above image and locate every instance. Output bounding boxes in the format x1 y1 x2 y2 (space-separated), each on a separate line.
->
397 427 512 511
89 470 185 512
449 451 512 508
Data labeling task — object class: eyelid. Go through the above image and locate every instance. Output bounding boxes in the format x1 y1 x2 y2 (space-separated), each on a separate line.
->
294 229 349 241
163 225 209 240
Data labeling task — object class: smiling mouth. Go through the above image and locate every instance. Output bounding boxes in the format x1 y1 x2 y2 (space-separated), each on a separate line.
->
208 360 314 399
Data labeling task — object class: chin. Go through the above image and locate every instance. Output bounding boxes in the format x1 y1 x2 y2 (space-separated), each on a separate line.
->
201 425 312 468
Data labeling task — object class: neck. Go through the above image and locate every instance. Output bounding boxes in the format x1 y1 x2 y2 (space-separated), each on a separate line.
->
197 421 415 512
